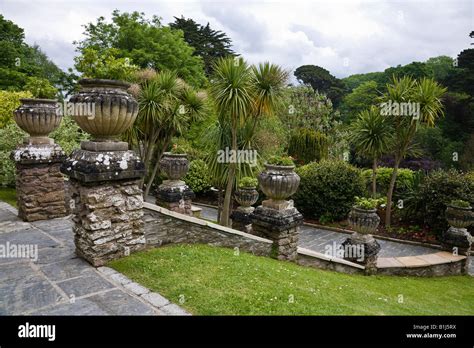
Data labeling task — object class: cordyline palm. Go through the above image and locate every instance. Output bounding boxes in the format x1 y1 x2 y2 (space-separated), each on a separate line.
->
349 105 394 197
210 58 287 226
125 69 207 198
381 76 446 227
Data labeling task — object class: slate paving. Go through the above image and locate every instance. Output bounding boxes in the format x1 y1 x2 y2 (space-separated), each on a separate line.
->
0 201 161 315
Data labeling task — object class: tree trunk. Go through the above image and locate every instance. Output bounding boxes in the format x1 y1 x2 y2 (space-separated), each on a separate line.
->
385 157 400 228
220 123 237 226
143 138 170 199
372 158 377 198
217 188 223 222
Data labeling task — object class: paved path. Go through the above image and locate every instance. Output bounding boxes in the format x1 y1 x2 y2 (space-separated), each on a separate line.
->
0 202 162 315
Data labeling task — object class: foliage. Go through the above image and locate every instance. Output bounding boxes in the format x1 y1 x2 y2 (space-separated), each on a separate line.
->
361 167 415 196
0 123 25 187
266 155 294 166
0 90 32 128
74 47 139 81
353 197 379 210
24 77 58 99
0 187 17 207
339 81 380 122
449 199 471 208
183 159 212 194
293 160 365 220
169 143 187 154
170 16 236 76
287 128 328 165
238 176 258 188
50 116 90 155
75 10 207 87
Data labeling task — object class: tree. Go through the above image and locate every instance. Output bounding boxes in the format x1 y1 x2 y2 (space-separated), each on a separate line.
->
75 10 207 87
382 76 447 227
170 17 236 76
348 106 394 197
210 58 287 226
339 80 379 122
125 69 207 197
294 65 345 106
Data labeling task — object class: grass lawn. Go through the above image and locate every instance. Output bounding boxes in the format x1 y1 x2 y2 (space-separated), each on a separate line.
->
109 244 474 315
0 187 17 207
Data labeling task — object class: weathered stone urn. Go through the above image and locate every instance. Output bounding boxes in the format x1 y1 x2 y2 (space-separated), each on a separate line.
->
69 79 138 142
234 187 259 208
348 207 381 234
14 98 62 144
258 164 300 209
159 153 190 182
442 204 473 256
446 204 474 229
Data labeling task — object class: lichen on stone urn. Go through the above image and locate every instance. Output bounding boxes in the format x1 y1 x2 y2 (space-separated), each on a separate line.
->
258 164 300 203
159 152 190 181
14 98 62 145
348 207 381 234
445 204 474 229
235 187 259 208
69 79 138 141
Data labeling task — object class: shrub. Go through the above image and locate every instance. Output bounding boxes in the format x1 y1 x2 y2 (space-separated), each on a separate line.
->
50 116 89 155
239 177 258 188
0 90 33 128
449 199 471 208
169 143 187 154
267 155 294 166
288 128 328 165
24 77 58 99
183 159 212 194
0 124 26 187
354 196 379 210
294 160 365 220
361 167 415 198
414 169 473 235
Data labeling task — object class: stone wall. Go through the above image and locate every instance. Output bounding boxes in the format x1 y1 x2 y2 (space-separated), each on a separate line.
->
143 203 273 256
297 248 366 275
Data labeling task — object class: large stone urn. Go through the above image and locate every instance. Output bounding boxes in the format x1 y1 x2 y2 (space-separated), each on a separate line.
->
348 207 381 234
156 152 194 215
258 164 300 210
14 98 62 145
442 203 473 256
69 79 138 143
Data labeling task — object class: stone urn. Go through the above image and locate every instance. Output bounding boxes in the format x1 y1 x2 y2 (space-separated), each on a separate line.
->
159 153 190 182
69 79 138 141
14 98 62 144
258 164 300 203
446 204 474 229
235 187 259 208
348 207 381 234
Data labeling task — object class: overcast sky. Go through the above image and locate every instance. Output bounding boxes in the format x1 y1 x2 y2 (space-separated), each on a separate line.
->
1 0 472 79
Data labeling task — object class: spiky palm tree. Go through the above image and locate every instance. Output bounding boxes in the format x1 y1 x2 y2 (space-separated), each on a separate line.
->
382 76 446 227
210 58 287 226
349 105 394 197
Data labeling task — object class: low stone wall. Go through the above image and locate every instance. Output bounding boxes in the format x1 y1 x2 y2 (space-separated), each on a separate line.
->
143 202 273 256
297 247 365 275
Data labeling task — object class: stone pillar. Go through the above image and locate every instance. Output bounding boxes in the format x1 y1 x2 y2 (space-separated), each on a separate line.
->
342 233 381 275
156 180 195 215
251 200 303 261
61 141 146 266
11 144 67 222
231 207 254 234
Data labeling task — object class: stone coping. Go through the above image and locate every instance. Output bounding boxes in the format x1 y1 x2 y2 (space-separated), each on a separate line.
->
143 202 273 245
377 252 466 269
297 247 365 270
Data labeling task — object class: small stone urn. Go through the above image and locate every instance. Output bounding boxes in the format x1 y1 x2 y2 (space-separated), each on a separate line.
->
348 207 381 234
442 202 473 255
14 98 62 144
258 163 300 210
231 182 259 234
69 78 138 143
235 187 259 211
159 153 190 185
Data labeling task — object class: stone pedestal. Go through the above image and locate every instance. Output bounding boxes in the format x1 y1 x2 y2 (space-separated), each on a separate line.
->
11 144 67 222
250 201 303 261
156 180 195 215
231 207 254 234
61 142 146 266
442 227 472 256
342 232 381 275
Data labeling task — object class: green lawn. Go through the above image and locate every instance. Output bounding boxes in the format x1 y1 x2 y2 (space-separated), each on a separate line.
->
0 187 17 207
109 244 474 315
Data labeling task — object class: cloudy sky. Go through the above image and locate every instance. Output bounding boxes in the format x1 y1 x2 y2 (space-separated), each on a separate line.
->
1 0 472 79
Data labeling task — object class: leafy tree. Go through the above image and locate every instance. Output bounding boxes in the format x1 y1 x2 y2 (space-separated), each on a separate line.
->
0 90 32 128
75 10 207 87
339 80 379 122
170 17 236 76
24 76 58 99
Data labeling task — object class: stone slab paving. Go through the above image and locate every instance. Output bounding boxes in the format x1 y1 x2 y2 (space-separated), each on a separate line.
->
0 201 189 315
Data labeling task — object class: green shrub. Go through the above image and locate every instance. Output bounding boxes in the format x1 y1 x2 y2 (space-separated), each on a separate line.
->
294 160 365 220
414 169 473 234
239 177 258 188
0 90 33 128
361 167 415 198
50 116 89 155
24 77 58 99
354 196 379 210
267 155 294 166
288 128 328 165
0 124 26 187
183 159 212 194
449 199 471 208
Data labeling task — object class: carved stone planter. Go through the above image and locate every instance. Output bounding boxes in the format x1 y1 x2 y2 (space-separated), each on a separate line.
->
159 153 190 182
446 204 474 229
69 79 138 142
258 164 300 209
235 187 259 208
14 98 62 145
348 207 380 234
